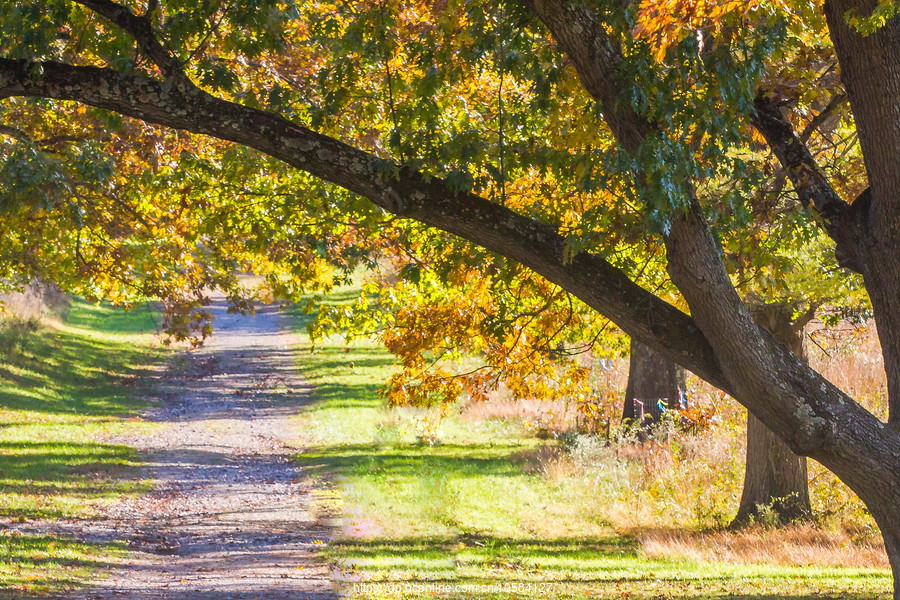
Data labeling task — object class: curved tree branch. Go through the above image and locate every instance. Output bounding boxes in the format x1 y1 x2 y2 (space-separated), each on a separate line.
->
74 0 190 84
0 56 726 392
520 0 652 153
799 91 846 143
5 4 900 588
520 0 896 472
749 91 869 273
0 38 896 506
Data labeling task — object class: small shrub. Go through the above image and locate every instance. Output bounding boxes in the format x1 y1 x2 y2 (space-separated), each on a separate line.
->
0 316 40 360
372 419 406 446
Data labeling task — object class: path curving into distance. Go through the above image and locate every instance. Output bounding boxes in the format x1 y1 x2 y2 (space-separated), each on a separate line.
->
75 296 335 599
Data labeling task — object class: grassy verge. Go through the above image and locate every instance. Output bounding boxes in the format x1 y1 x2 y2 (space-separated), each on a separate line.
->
0 300 164 596
289 285 892 599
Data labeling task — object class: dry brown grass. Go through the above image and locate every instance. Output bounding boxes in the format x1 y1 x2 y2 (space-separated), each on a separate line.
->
0 281 66 320
448 321 892 570
638 523 888 568
0 281 68 360
460 396 579 435
340 316 891 571
808 320 888 417
510 445 578 481
458 356 630 437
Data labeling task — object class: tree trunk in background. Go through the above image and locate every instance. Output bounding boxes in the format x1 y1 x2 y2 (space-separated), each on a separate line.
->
623 338 685 423
732 304 811 527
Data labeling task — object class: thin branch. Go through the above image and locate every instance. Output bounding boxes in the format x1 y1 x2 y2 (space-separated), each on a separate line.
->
378 0 404 162
182 1 233 67
38 135 86 147
0 125 84 148
799 92 847 143
0 124 29 141
73 0 190 83
807 330 832 358
791 302 820 334
496 47 507 205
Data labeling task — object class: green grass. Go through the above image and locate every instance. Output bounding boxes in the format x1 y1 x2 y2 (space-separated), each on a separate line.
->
288 284 893 599
0 532 125 596
0 300 164 596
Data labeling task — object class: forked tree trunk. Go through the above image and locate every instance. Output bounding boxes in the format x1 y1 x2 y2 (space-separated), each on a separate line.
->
821 3 900 594
623 338 685 423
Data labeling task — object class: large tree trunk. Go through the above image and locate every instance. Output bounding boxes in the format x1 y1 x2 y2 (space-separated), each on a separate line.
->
623 338 685 423
734 414 810 526
732 304 811 527
824 0 900 425
822 4 900 593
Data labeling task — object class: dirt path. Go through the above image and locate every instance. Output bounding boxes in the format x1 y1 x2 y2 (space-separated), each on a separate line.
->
74 297 335 599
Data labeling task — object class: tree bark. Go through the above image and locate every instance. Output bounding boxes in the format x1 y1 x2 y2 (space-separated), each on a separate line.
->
817 6 900 590
734 413 810 526
0 58 731 393
522 8 900 591
623 338 685 423
732 304 811 526
824 0 900 425
733 304 811 527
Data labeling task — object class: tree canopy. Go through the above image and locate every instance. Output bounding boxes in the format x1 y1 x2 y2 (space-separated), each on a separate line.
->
4 0 900 595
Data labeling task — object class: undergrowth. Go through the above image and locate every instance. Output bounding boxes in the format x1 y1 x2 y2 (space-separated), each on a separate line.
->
0 299 163 597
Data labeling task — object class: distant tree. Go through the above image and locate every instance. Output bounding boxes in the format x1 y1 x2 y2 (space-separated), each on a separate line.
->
622 339 684 424
734 302 815 526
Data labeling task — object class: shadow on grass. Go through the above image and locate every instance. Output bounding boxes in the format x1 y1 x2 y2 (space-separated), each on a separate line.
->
0 309 159 418
302 383 384 408
0 533 123 598
296 442 528 480
330 535 891 599
286 288 893 600
0 300 158 522
303 353 398 373
0 441 141 520
332 534 637 560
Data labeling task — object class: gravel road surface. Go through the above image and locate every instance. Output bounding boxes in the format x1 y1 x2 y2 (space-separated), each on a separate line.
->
70 297 336 599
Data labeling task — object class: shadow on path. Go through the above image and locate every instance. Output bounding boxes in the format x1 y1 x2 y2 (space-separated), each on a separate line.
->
65 296 336 600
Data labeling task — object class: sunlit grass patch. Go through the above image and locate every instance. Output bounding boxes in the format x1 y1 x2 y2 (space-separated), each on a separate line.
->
333 535 890 598
0 299 163 593
0 440 145 521
0 531 126 598
288 283 894 599
288 297 609 542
